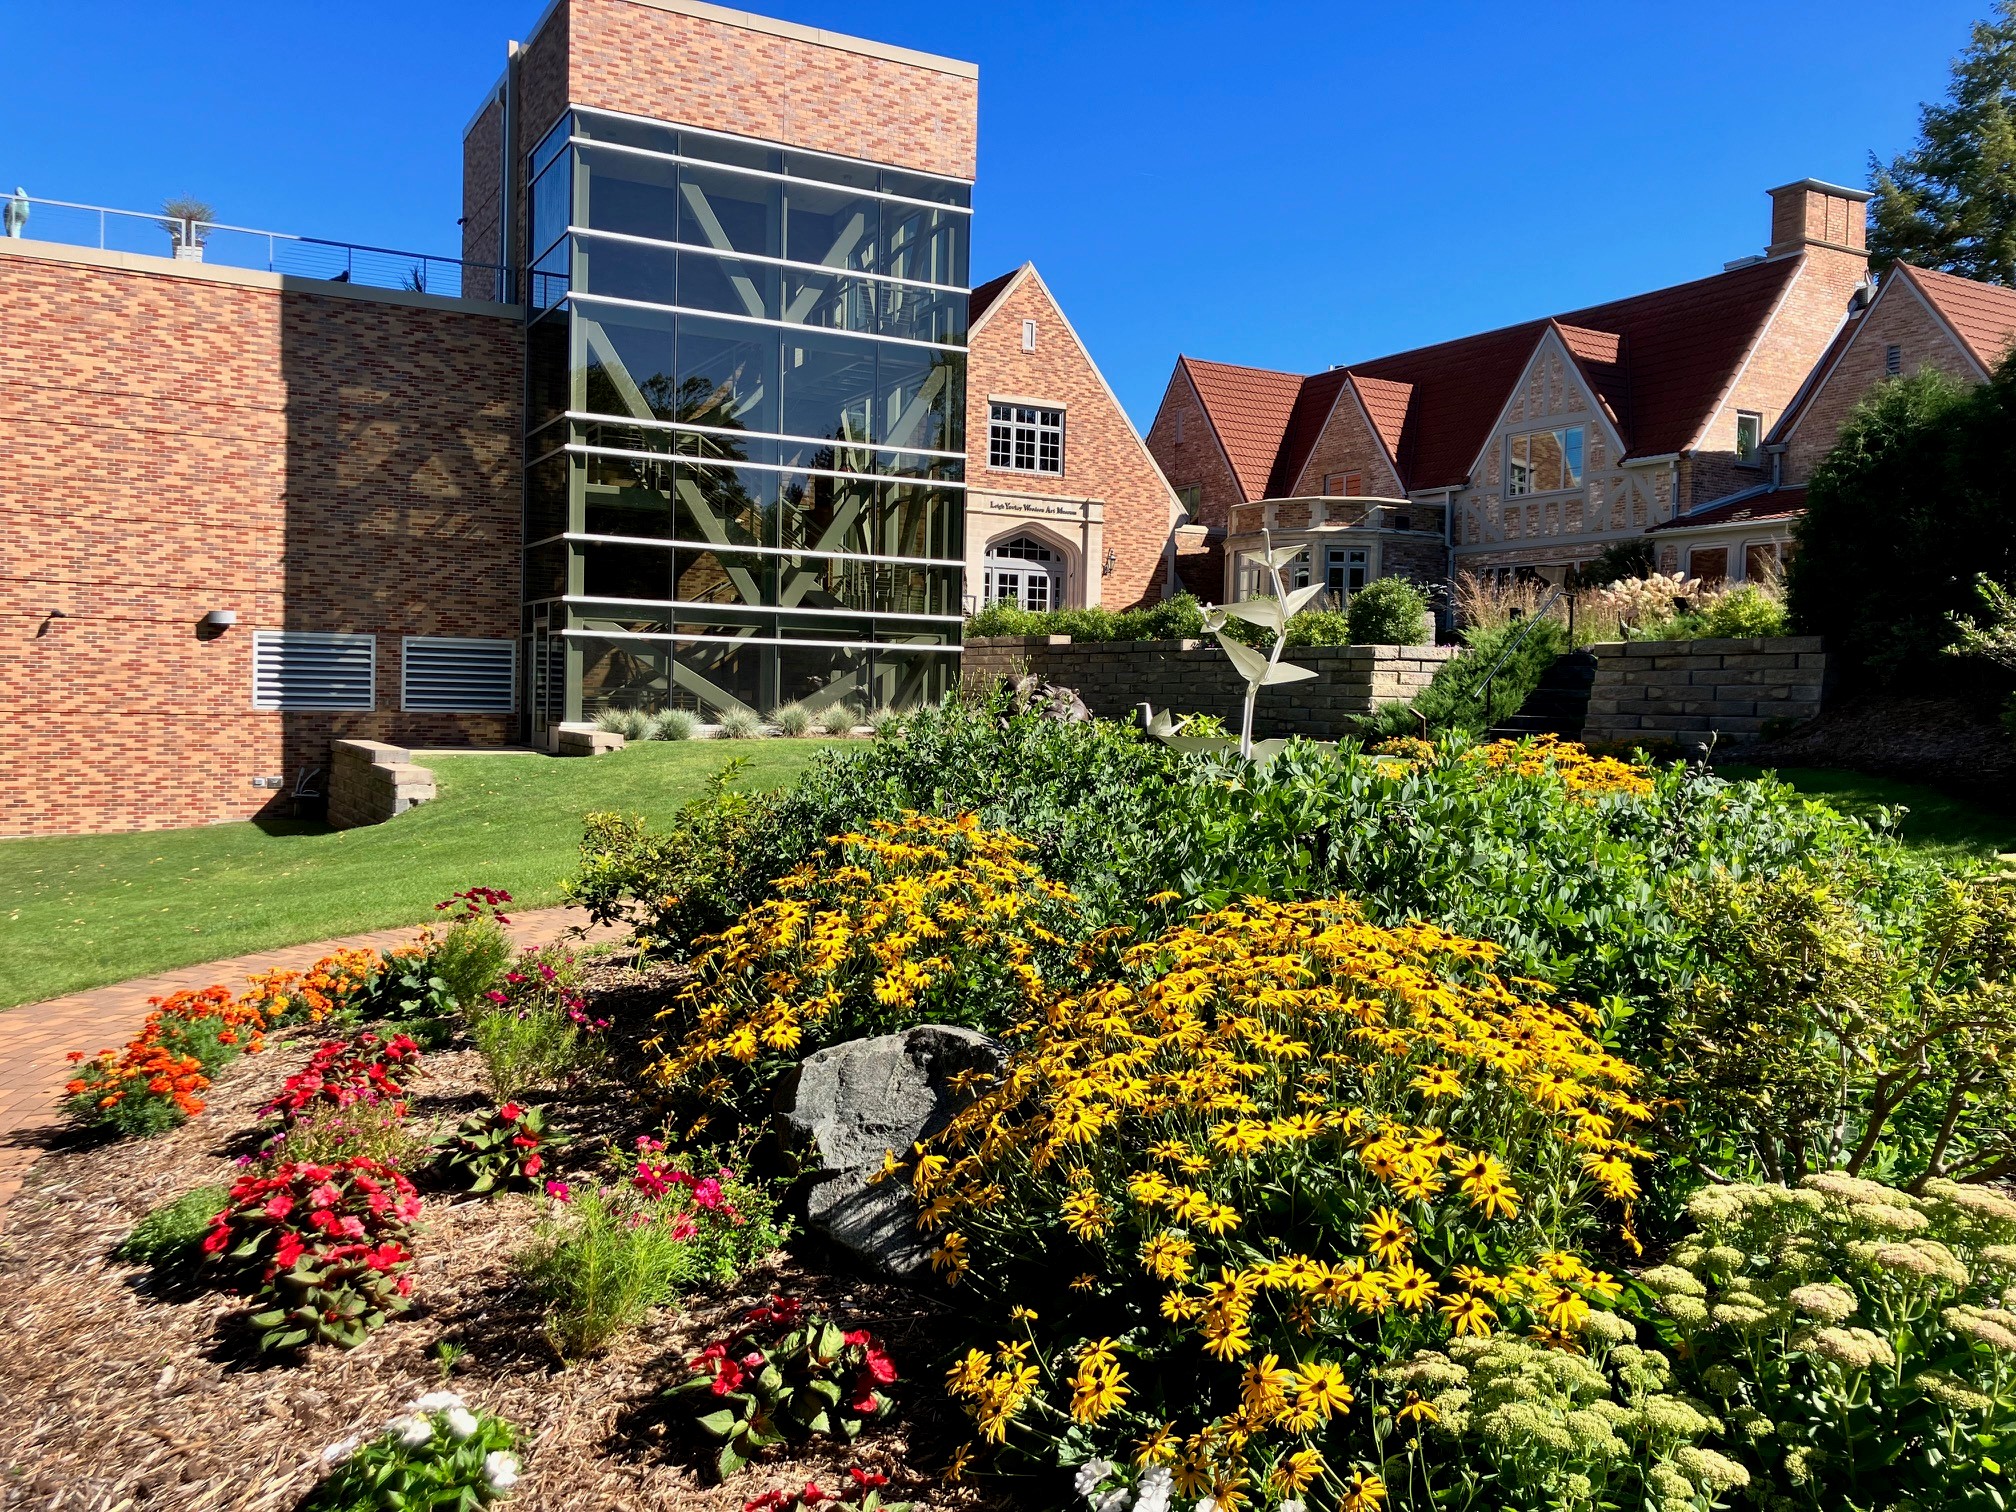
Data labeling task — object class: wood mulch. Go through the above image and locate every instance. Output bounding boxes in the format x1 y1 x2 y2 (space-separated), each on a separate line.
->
0 959 993 1512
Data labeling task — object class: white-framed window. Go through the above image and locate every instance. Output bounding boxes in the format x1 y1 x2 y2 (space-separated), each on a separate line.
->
1505 426 1584 497
1324 471 1364 496
988 402 1064 474
1885 343 1903 377
1735 411 1763 465
1021 319 1038 353
982 534 1063 611
252 631 376 711
401 636 518 713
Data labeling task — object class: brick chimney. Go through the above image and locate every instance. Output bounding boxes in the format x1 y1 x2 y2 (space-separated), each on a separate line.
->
1766 179 1871 259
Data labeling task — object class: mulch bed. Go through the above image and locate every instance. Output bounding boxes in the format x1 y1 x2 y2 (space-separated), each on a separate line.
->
0 958 991 1511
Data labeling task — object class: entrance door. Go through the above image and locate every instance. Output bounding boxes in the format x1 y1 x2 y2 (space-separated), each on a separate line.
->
983 535 1063 611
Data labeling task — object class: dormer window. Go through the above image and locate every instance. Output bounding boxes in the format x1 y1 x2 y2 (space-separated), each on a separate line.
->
1506 426 1583 497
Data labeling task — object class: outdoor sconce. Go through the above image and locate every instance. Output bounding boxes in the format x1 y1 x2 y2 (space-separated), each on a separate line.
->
201 609 237 629
1102 549 1117 576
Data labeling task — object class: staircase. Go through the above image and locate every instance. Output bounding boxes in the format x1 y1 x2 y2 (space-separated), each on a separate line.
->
1485 649 1597 741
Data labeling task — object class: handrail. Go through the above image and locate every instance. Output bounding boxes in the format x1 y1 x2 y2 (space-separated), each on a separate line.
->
1465 587 1565 716
0 191 512 302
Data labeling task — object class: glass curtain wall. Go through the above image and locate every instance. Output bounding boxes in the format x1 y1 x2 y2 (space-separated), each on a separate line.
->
521 106 970 728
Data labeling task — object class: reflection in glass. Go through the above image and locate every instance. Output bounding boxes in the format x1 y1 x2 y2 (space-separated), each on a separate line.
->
576 145 679 242
526 451 572 541
679 249 778 320
677 315 780 434
781 330 876 445
584 450 675 538
524 541 570 600
784 183 881 272
677 165 782 260
577 304 677 421
883 202 968 286
877 346 964 452
676 549 769 608
777 642 869 708
780 473 875 557
527 312 570 433
675 462 775 548
529 154 572 261
581 541 672 601
783 268 877 334
579 637 671 715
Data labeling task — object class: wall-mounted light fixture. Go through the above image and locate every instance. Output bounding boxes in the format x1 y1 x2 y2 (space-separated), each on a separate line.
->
201 609 237 629
1102 549 1117 576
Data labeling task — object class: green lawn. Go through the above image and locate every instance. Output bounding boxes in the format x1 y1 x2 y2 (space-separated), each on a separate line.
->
1715 764 2016 863
0 742 831 1010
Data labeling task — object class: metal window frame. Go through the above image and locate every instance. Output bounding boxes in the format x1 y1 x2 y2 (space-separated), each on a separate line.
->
1734 409 1764 466
251 630 376 712
560 593 963 624
400 635 519 714
561 407 968 464
568 225 970 296
559 626 963 652
529 530 965 569
568 289 969 353
565 440 967 492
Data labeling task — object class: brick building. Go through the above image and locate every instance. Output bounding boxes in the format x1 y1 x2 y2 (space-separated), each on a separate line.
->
962 264 1183 613
1145 180 1878 603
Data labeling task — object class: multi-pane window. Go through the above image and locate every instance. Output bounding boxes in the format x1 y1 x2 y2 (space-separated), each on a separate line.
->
1324 472 1363 496
983 534 1059 611
1174 484 1203 520
1326 546 1369 596
1505 426 1584 497
988 403 1064 474
252 631 376 711
1735 411 1762 465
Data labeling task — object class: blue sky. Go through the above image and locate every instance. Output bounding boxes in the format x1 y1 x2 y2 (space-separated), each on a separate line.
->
0 0 1985 425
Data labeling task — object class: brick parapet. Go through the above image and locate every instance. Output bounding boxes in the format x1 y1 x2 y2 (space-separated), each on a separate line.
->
1581 636 1829 750
962 637 1459 736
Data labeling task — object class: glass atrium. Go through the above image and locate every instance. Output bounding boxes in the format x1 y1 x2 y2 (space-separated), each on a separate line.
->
520 105 971 728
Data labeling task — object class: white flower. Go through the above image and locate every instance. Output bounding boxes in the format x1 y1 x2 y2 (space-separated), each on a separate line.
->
1279 1501 1308 1512
320 1433 362 1466
385 1414 433 1448
484 1451 521 1491
443 1406 482 1441
1196 1499 1221 1512
412 1390 467 1413
1095 1491 1131 1512
1074 1459 1117 1500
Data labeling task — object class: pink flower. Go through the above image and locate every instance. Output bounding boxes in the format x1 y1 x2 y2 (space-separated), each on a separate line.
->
524 1153 543 1177
544 1180 571 1203
262 1193 295 1220
667 1213 698 1241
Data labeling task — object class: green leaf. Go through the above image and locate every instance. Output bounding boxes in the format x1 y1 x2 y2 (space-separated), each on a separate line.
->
697 1408 740 1438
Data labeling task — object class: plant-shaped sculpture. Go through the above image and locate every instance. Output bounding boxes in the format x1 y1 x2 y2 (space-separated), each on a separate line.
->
1145 531 1319 761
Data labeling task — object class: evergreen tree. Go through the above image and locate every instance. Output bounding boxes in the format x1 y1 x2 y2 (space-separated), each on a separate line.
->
1868 1 2016 284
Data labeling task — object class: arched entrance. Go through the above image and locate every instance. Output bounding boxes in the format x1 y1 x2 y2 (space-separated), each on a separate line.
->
982 533 1066 612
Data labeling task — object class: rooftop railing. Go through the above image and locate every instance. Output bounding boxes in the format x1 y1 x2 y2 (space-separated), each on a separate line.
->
0 193 514 303
1229 497 1449 536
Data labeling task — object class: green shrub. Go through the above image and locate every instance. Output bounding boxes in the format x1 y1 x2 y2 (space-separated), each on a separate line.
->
965 595 1206 642
115 1183 231 1271
716 707 765 739
594 707 654 740
468 947 600 1099
1365 617 1568 737
864 705 901 735
1345 576 1431 645
772 701 814 737
815 702 859 737
429 917 513 1013
1698 583 1790 637
264 1099 423 1169
653 708 697 741
566 758 776 957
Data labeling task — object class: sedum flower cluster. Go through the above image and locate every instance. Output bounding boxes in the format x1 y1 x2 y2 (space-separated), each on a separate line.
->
1639 1172 2016 1507
897 889 1654 1508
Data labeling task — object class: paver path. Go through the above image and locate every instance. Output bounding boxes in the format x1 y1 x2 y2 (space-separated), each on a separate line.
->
0 906 619 1233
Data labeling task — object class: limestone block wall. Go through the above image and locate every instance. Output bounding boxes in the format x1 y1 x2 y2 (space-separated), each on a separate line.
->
327 740 437 829
1582 636 1828 751
963 637 1459 738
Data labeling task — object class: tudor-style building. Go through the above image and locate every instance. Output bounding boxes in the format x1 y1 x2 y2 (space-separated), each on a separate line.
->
962 263 1183 613
1647 260 2016 578
1145 180 1876 601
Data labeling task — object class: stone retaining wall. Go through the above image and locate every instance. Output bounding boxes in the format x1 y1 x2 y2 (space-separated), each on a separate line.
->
327 740 437 829
962 637 1459 738
1582 636 1828 752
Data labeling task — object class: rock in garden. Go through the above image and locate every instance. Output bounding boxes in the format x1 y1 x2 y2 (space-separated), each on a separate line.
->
780 1025 1006 1276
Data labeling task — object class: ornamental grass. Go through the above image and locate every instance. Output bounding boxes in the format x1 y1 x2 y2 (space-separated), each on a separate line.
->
889 894 1653 1507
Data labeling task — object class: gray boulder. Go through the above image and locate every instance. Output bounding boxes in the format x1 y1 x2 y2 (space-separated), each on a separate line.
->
780 1025 1006 1276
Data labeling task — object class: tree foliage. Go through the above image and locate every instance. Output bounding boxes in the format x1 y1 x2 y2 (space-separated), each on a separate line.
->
1787 356 2016 683
1868 0 2016 283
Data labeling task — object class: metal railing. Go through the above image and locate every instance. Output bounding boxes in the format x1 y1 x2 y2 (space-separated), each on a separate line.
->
0 193 513 303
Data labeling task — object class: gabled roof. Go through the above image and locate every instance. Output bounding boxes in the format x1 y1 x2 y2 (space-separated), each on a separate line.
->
1647 484 1806 532
969 268 1022 326
1169 254 1806 497
1178 356 1307 501
1897 263 2016 371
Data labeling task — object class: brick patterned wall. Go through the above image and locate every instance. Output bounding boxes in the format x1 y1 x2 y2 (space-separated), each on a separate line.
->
565 0 978 179
965 271 1177 610
0 247 523 837
1686 246 1868 508
461 91 505 273
962 637 1458 736
1581 635 1828 751
1286 384 1403 499
1143 367 1244 598
1780 279 1983 485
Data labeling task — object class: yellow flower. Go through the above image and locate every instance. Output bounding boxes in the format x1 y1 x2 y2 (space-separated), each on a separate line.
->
946 1348 991 1396
1135 1423 1178 1465
1342 1469 1388 1511
1069 1272 1099 1292
1439 1291 1497 1337
1061 1189 1114 1239
1291 1360 1355 1420
1411 1064 1463 1098
945 1443 974 1481
1239 1353 1294 1415
1274 1448 1325 1494
1361 1206 1414 1264
1386 1260 1438 1311
1397 1392 1440 1424
1070 1356 1130 1423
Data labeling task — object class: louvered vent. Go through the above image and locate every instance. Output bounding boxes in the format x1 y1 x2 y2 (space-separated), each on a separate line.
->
252 631 376 711
401 637 517 713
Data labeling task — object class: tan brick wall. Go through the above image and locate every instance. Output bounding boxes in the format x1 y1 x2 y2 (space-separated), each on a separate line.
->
966 272 1176 610
1780 278 1984 485
461 91 505 273
1287 385 1403 499
1581 635 1828 750
1144 367 1245 598
564 0 977 179
1687 246 1868 508
0 249 523 837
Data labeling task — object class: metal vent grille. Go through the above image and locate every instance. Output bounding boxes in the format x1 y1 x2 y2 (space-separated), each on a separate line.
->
252 631 376 711
401 636 517 713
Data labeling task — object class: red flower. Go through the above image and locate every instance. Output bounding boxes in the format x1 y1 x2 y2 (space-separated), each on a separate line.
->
863 1346 898 1385
848 1467 888 1490
524 1153 543 1177
499 1102 523 1122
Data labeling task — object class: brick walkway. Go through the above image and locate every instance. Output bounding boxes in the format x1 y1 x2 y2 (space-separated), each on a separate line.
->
0 906 619 1232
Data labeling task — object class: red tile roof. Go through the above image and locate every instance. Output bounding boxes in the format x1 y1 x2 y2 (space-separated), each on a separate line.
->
1646 485 1807 532
1179 356 1307 501
1175 254 1806 496
969 267 1021 326
1899 263 2016 370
